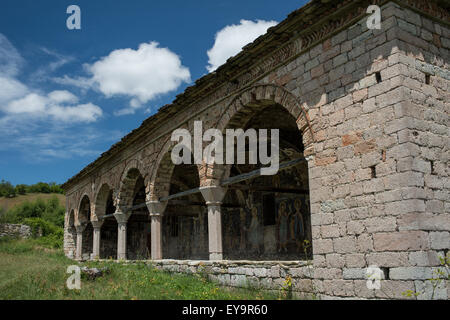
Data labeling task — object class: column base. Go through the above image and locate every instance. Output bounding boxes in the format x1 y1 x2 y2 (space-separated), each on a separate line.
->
209 253 223 260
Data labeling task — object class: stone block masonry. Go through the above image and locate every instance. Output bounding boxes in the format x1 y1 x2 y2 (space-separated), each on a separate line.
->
0 224 33 239
63 0 450 299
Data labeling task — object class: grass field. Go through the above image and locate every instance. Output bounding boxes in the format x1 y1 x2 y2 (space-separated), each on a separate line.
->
0 193 65 212
0 238 279 300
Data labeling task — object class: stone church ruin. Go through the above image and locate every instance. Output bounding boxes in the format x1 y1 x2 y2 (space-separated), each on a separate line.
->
63 0 449 299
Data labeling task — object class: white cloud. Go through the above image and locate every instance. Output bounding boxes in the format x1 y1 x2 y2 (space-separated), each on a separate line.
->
0 34 28 104
206 19 277 72
0 33 103 124
48 90 78 104
29 47 74 82
40 47 74 72
0 33 109 161
0 76 28 104
53 42 191 115
2 91 102 123
0 117 122 162
87 41 191 114
51 74 94 90
47 102 102 123
5 93 47 114
0 33 24 77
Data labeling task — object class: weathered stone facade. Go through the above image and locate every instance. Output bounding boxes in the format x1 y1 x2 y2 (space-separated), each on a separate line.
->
62 0 449 299
0 224 33 239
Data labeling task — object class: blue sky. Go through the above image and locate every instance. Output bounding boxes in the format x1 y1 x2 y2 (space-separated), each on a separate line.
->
0 0 307 185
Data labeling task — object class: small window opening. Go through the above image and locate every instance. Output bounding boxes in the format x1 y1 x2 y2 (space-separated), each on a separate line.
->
370 166 376 179
375 72 382 83
381 267 390 280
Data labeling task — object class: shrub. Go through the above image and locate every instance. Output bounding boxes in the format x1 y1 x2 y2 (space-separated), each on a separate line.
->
23 217 62 237
15 184 27 195
32 233 63 249
0 196 65 227
0 180 15 197
27 182 64 195
0 180 65 197
0 197 65 249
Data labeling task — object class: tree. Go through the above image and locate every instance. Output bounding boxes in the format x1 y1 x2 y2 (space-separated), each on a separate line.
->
0 179 65 197
15 184 27 195
0 180 15 197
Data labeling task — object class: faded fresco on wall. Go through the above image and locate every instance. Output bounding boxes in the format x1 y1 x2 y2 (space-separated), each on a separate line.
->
222 165 311 261
158 163 310 261
100 218 118 259
162 206 209 260
222 194 311 260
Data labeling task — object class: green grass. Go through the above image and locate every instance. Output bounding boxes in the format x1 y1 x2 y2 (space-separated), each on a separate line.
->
0 193 65 212
0 238 278 300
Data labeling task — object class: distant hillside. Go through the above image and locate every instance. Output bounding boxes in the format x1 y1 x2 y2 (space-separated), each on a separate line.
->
0 193 65 212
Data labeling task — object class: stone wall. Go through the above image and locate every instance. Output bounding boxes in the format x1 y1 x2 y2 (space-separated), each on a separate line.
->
277 1 449 299
0 224 32 239
63 0 449 299
380 3 449 300
64 226 76 258
151 259 315 299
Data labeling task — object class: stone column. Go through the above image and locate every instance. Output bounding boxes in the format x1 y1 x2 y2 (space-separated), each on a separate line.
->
147 201 167 260
75 224 86 260
91 220 103 259
200 186 227 260
114 211 130 260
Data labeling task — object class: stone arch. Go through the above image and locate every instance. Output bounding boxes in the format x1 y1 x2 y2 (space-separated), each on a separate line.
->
206 84 314 260
77 193 93 260
116 159 147 210
115 160 153 260
150 131 206 260
202 84 316 184
149 132 202 201
77 193 91 224
66 194 76 223
93 182 118 260
93 183 113 220
68 209 75 227
216 84 314 138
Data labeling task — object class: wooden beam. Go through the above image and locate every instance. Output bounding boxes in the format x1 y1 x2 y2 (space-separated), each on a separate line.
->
169 200 205 206
221 157 306 186
228 185 309 194
169 200 241 208
159 187 202 202
100 214 115 220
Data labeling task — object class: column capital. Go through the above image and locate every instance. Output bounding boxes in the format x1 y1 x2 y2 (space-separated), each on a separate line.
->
200 186 227 205
75 224 86 233
147 200 167 215
114 211 130 224
91 220 103 229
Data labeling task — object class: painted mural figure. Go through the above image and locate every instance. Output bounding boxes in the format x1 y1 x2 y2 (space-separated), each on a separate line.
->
239 208 247 252
277 201 289 252
248 206 260 253
193 210 205 253
291 198 305 252
226 216 239 252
